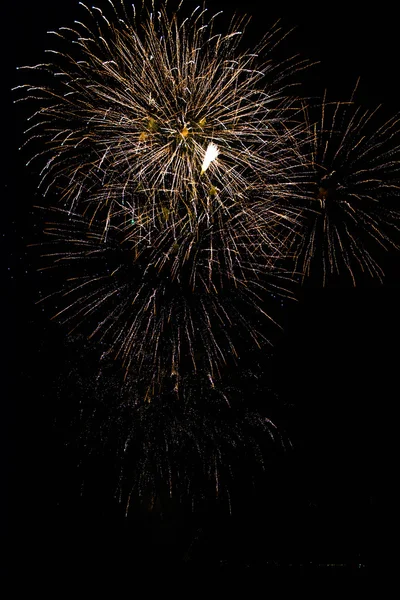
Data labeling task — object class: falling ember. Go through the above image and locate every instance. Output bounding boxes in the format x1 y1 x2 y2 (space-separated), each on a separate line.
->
201 143 219 174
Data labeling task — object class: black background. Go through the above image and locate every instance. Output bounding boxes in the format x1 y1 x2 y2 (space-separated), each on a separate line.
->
4 0 398 579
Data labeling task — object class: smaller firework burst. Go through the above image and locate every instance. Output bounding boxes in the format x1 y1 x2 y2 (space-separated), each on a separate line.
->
56 344 284 515
294 86 400 285
33 203 296 390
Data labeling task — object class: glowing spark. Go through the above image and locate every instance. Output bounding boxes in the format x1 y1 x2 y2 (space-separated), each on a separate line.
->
201 142 220 175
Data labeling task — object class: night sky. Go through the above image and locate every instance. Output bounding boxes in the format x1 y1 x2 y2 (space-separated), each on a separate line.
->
4 0 399 579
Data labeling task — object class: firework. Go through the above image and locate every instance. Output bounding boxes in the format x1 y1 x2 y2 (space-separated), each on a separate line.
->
15 0 308 382
56 343 283 514
16 1 400 526
14 0 311 406
35 204 296 389
294 86 400 285
15 0 306 238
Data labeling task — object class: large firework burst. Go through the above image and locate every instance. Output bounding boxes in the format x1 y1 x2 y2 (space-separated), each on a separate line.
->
16 0 306 236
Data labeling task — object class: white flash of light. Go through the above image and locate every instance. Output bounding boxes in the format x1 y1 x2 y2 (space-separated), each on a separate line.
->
201 142 219 174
